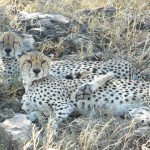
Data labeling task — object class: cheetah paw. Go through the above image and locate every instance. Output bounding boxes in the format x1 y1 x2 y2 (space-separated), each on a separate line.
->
75 84 92 100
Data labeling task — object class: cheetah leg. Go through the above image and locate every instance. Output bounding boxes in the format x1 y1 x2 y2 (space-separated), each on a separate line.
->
125 107 150 127
76 72 114 100
53 103 76 126
45 103 75 135
21 97 42 122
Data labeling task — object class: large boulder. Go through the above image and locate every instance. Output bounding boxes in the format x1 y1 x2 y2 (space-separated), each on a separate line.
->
76 7 116 19
58 33 103 60
16 11 71 41
129 16 150 31
0 114 33 150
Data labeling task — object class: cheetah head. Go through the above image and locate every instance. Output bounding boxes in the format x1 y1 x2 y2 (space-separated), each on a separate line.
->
18 51 52 82
0 32 23 59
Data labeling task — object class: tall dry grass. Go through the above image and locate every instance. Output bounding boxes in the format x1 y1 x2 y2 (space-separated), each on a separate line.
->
23 117 150 150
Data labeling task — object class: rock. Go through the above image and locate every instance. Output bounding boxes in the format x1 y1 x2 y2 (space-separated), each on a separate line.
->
68 19 89 34
27 27 47 40
22 33 36 53
76 7 116 23
58 33 103 59
18 11 70 25
77 7 116 17
71 7 116 37
0 114 33 150
28 27 69 42
16 11 71 41
129 16 150 31
14 11 105 59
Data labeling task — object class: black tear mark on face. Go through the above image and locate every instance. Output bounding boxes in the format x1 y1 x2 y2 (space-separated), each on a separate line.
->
13 42 19 48
27 60 32 64
0 41 4 49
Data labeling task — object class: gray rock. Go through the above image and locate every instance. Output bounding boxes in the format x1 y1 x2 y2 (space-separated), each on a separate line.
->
18 11 70 25
59 33 103 59
16 11 71 41
22 33 36 53
0 114 33 150
129 16 150 31
27 27 47 39
77 7 116 17
28 27 69 41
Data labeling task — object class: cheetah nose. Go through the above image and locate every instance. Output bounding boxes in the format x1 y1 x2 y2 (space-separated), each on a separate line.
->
33 69 41 75
5 48 12 54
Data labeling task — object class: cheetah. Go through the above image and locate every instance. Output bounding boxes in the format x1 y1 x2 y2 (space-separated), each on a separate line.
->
0 32 23 87
19 51 150 129
49 58 143 80
0 31 23 59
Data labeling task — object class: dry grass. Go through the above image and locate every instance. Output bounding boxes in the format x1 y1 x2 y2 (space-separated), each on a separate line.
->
23 117 150 150
0 0 150 149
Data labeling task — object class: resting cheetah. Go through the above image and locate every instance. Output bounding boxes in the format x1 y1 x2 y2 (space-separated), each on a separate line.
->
19 51 150 128
49 58 143 80
0 32 23 87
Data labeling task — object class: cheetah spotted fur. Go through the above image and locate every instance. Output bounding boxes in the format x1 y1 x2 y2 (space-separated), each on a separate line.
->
0 32 23 87
49 58 143 80
18 51 150 129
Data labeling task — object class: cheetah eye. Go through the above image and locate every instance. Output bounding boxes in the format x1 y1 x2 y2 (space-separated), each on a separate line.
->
26 60 32 63
41 60 46 64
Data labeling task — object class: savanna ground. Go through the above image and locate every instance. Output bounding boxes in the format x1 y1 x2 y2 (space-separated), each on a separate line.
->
0 0 150 149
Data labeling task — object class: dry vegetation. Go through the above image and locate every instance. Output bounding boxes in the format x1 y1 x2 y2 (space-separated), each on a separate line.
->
23 117 150 150
0 0 150 149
